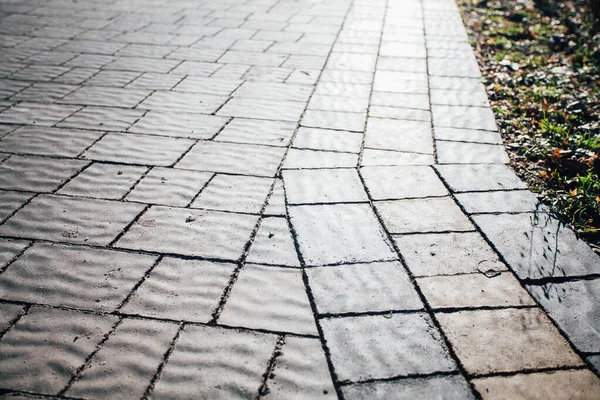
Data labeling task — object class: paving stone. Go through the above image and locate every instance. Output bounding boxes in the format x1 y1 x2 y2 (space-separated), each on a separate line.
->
11 65 71 81
436 141 509 164
308 95 369 113
377 56 428 73
234 82 312 102
0 155 88 192
436 164 527 192
219 50 288 66
231 39 274 52
292 127 363 153
0 307 116 394
82 133 194 166
474 212 600 279
0 126 104 157
57 106 145 131
314 82 371 98
321 313 455 381
0 237 30 270
588 355 600 375
247 217 300 267
265 337 335 399
152 324 276 399
434 126 502 144
138 91 227 114
0 102 81 126
129 111 228 140
376 197 473 234
120 257 236 322
218 97 305 122
343 375 476 400
10 82 77 102
0 302 23 333
455 190 540 214
308 261 422 315
167 47 226 62
0 190 35 223
527 279 600 353
437 308 583 375
361 149 434 166
417 272 535 309
53 67 98 85
430 88 489 107
170 60 222 76
432 105 497 131
282 55 328 70
220 264 317 335
126 72 184 91
369 106 431 121
58 163 147 200
380 42 426 58
174 76 243 95
125 167 212 207
0 243 156 311
264 179 286 217
320 69 374 84
67 318 178 400
64 54 115 69
325 53 377 72
373 71 429 94
191 174 273 214
365 118 433 154
301 110 366 132
243 66 294 83
215 118 296 147
472 369 600 400
116 206 258 259
0 194 144 246
289 204 396 266
371 92 430 110
393 232 507 276
283 149 358 169
361 165 447 200
283 169 368 204
116 44 178 58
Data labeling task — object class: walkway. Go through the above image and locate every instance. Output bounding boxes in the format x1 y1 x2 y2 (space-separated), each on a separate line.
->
0 0 599 398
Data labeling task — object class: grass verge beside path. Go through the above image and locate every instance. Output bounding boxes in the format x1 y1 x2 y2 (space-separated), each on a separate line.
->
458 0 600 251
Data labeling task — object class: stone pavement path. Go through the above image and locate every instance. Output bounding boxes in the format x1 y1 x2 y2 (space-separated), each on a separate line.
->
0 0 599 398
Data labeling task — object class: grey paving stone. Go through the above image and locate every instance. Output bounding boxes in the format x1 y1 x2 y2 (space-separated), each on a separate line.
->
129 111 228 140
376 197 473 234
219 50 288 66
474 212 600 279
418 272 535 309
82 133 194 166
116 44 178 58
11 65 71 81
289 204 396 266
365 118 433 154
125 167 212 207
361 165 447 200
247 217 300 267
380 42 427 58
0 243 156 311
437 308 583 375
191 174 273 214
232 39 274 52
0 190 35 222
177 141 286 177
428 57 481 78
361 149 434 166
120 257 236 322
264 179 286 217
292 127 363 153
265 337 335 399
64 54 115 69
0 302 23 333
58 163 147 200
373 71 429 94
430 88 489 107
138 91 227 114
0 155 88 192
57 106 145 131
283 169 368 204
220 264 317 335
243 65 294 83
472 369 600 400
314 82 371 98
126 72 184 91
218 97 305 122
84 70 141 87
393 232 507 276
588 355 600 375
282 55 328 70
527 279 600 353
320 69 374 84
0 194 144 246
116 206 259 259
234 82 312 102
325 52 377 72
456 190 541 214
0 126 104 157
368 106 431 121
215 118 296 147
342 375 476 400
321 313 456 381
173 76 243 95
0 238 30 269
67 318 179 400
283 149 358 169
152 324 276 399
167 47 226 62
308 95 369 114
436 141 509 164
436 164 527 192
0 307 117 394
432 105 497 131
307 261 423 315
434 126 502 144
170 60 222 77
10 82 78 102
53 67 98 85
0 102 81 126
371 92 430 110
377 56 428 73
